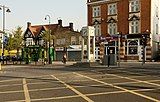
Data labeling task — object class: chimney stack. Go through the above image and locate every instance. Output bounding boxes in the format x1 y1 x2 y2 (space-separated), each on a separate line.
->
69 23 73 31
58 19 62 27
27 22 31 28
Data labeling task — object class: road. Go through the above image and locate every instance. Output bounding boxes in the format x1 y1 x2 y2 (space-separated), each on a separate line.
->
0 62 159 102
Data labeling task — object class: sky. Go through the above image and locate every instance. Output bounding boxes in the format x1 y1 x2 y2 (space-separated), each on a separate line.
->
0 0 87 32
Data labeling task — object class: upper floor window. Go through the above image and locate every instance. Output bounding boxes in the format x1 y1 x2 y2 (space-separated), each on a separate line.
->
108 23 117 35
108 3 117 15
71 36 76 45
94 24 101 36
129 0 139 12
26 38 33 46
92 6 101 17
79 36 82 44
130 20 139 34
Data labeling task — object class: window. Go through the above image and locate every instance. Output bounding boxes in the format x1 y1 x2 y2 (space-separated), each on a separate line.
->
92 6 101 17
94 24 101 36
130 20 139 34
79 36 82 44
129 0 139 12
128 40 138 55
26 38 33 46
39 39 44 46
108 23 117 35
71 36 76 45
108 3 117 15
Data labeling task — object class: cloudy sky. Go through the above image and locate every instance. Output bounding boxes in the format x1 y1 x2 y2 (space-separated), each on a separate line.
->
0 0 87 32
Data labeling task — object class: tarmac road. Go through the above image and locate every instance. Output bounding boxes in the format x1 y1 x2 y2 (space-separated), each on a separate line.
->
0 62 159 102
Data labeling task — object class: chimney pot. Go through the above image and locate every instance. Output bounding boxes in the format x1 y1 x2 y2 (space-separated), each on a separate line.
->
27 22 31 28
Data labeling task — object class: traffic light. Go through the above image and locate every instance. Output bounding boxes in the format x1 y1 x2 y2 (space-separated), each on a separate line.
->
141 34 149 46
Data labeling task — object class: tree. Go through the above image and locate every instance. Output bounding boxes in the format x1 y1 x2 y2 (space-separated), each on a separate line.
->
5 34 14 54
12 26 23 56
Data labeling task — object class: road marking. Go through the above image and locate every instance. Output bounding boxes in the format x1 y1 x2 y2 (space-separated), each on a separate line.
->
6 100 25 102
74 72 160 102
113 79 160 85
0 90 23 94
51 75 94 102
0 84 23 88
31 95 79 101
0 79 21 83
27 88 160 101
23 78 31 102
86 88 159 96
103 73 160 87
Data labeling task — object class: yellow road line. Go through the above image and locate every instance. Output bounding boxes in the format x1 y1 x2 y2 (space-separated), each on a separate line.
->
86 88 158 96
51 75 94 102
0 79 21 83
74 72 160 102
104 73 160 87
0 84 23 88
23 78 31 102
6 100 25 102
0 90 23 94
31 95 79 101
27 86 160 102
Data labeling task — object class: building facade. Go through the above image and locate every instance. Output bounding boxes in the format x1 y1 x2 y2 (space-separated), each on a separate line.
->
23 20 82 61
87 0 160 61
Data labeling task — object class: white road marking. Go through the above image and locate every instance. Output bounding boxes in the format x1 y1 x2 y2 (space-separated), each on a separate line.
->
51 75 94 102
74 72 160 102
23 78 30 102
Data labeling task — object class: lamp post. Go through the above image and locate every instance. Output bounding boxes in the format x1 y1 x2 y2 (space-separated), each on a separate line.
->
0 5 11 64
45 15 52 64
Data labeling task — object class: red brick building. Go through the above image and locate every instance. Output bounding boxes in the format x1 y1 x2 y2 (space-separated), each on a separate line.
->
87 0 160 61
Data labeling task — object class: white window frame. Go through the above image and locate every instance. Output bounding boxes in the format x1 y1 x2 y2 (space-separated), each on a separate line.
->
92 6 101 17
26 38 33 46
129 0 140 12
127 40 139 55
108 3 117 15
94 24 101 36
108 23 117 35
129 20 140 34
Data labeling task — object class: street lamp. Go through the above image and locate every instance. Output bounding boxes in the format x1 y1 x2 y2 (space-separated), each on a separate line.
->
45 15 52 64
0 5 11 64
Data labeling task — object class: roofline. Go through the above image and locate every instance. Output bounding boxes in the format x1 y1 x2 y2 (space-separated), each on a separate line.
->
87 0 120 5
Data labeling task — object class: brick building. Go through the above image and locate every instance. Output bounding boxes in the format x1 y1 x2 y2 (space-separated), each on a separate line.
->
23 20 82 61
87 0 160 61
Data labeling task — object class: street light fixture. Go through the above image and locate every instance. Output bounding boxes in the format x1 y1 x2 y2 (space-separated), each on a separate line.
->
0 5 11 64
45 15 52 64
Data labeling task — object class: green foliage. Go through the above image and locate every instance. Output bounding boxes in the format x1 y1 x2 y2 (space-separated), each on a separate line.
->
12 26 23 50
5 34 14 51
42 30 50 42
4 26 23 55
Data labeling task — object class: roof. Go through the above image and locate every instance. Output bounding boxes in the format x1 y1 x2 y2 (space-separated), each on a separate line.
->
27 24 72 37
